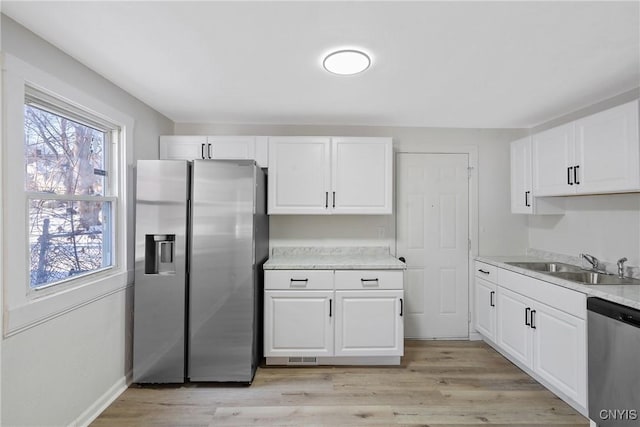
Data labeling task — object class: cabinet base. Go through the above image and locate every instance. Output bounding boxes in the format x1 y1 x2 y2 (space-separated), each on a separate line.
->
265 356 401 366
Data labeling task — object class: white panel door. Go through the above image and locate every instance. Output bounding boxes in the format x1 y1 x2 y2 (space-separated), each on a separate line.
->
532 123 575 196
334 290 403 356
268 137 331 214
331 137 392 214
532 302 587 407
159 135 208 160
510 137 533 214
474 277 496 341
496 287 533 368
264 290 333 357
397 153 469 338
574 100 640 194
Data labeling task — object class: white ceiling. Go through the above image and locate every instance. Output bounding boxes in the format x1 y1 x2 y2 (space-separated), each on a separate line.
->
3 1 639 128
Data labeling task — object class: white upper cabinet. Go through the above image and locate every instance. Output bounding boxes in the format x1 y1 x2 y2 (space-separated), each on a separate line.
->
159 135 208 160
532 100 640 196
532 124 575 196
511 137 533 213
513 136 564 214
268 136 331 214
268 136 393 215
159 135 267 167
574 100 640 193
331 137 392 214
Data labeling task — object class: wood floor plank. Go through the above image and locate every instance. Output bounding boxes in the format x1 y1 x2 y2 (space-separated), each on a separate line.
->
91 340 589 426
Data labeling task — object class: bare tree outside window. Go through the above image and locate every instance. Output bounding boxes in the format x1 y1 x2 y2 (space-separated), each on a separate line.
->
25 103 113 289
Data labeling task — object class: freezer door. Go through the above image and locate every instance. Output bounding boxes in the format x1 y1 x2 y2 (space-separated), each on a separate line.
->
189 160 257 382
133 160 189 383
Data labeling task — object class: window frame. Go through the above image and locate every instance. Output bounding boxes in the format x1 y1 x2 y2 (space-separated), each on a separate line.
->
3 54 134 336
23 93 120 293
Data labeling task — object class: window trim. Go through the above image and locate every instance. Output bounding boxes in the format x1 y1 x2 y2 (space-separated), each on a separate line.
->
3 53 134 336
23 93 120 293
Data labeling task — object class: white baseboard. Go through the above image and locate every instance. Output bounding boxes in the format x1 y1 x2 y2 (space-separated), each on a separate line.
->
468 331 482 341
70 372 131 427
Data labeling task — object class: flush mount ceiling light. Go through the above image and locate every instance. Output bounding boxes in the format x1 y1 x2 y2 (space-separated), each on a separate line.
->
323 49 371 75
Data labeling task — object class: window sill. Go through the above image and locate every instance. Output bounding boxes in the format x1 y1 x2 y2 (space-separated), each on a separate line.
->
4 268 133 337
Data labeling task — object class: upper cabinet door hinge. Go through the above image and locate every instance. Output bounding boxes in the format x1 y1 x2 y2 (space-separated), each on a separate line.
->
467 166 474 180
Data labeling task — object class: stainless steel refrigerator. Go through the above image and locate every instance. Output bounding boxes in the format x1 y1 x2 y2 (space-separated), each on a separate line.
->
133 159 268 384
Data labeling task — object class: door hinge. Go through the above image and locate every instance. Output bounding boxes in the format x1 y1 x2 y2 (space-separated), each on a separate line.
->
467 166 474 180
468 239 471 252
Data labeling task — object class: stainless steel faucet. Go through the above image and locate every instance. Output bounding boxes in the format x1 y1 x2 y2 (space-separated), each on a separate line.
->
581 253 598 269
617 257 628 278
581 253 604 273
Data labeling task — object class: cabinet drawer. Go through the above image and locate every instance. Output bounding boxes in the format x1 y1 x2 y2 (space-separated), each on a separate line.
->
265 270 333 290
475 261 498 282
334 270 403 290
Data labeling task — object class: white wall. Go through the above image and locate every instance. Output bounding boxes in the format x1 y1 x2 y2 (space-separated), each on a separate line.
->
527 89 640 267
1 15 172 426
529 194 640 266
175 123 529 256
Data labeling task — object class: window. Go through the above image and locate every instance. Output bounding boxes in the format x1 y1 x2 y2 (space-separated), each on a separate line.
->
24 90 119 290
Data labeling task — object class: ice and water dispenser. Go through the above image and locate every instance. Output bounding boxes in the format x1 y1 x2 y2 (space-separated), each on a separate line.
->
145 234 176 275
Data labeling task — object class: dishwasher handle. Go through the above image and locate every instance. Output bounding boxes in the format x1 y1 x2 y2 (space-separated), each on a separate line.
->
588 297 640 329
619 313 640 328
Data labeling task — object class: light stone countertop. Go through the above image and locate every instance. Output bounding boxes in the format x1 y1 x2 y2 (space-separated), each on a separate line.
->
476 255 640 310
264 247 406 270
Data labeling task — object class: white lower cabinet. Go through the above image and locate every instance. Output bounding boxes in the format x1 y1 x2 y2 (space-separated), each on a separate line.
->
335 290 403 356
474 278 496 342
483 267 587 414
496 286 534 367
531 301 586 407
264 290 333 357
264 269 404 363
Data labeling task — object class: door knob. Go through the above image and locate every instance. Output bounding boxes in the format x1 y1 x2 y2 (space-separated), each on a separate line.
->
399 257 406 263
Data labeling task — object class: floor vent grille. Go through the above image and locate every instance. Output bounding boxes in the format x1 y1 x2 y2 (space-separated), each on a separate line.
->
287 357 317 365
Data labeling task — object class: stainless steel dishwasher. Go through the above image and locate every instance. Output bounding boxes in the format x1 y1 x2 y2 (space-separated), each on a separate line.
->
587 297 640 426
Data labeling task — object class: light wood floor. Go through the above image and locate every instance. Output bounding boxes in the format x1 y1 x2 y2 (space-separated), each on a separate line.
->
92 341 588 426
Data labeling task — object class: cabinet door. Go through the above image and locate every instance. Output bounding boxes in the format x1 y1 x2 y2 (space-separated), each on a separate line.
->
334 290 403 356
159 135 208 160
496 287 533 368
574 100 640 194
510 137 533 214
264 290 333 357
268 137 331 214
474 277 496 341
532 123 575 196
207 136 255 161
532 302 587 408
331 137 393 214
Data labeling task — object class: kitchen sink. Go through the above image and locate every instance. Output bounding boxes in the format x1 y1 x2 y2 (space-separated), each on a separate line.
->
505 261 583 273
505 261 640 285
551 271 640 286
